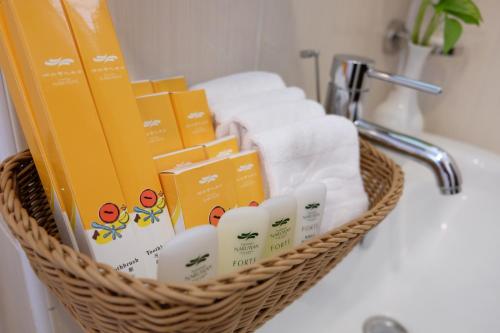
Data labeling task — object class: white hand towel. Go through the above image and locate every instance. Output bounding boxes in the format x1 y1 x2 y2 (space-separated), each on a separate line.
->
228 99 325 150
248 115 369 232
213 87 306 138
190 71 286 106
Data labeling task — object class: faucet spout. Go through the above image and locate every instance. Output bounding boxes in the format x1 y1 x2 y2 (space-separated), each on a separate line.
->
325 54 462 195
355 119 462 195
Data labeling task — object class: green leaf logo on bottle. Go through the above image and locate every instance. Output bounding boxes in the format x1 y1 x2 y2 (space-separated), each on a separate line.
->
305 202 320 210
237 232 259 240
272 217 290 227
185 253 210 267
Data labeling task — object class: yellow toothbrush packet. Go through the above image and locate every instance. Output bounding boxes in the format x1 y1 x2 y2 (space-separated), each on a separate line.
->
153 146 206 172
152 75 188 93
170 89 215 147
136 92 183 156
0 7 78 249
2 0 148 275
160 158 237 233
229 150 265 207
62 0 175 277
203 135 239 158
131 80 154 97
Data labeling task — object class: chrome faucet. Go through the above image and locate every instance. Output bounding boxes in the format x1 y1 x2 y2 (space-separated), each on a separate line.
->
325 54 462 195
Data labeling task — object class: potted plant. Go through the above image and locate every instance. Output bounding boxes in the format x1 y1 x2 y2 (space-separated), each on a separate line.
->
372 0 482 133
412 0 482 54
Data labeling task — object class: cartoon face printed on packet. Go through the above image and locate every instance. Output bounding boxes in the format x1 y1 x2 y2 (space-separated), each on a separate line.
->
134 189 165 227
209 206 225 226
98 203 120 223
92 203 130 245
140 189 158 208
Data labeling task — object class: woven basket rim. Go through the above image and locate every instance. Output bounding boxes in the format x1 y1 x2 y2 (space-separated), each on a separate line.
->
0 139 404 307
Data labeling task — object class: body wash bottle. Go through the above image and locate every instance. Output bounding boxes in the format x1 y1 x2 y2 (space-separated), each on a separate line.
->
218 207 269 274
157 225 217 283
261 196 296 257
294 183 327 245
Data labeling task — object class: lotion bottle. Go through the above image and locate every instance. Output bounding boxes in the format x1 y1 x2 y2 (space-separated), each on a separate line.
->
294 183 327 245
157 225 217 283
261 196 296 257
217 207 269 274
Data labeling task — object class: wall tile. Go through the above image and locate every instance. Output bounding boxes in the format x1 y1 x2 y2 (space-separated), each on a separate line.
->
419 0 500 153
257 0 411 107
108 0 263 85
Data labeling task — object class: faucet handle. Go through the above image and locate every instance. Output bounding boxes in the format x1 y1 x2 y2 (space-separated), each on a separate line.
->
330 54 441 95
367 68 442 94
327 54 442 121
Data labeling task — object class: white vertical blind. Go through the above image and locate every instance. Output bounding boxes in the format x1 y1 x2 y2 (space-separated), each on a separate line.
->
0 71 17 160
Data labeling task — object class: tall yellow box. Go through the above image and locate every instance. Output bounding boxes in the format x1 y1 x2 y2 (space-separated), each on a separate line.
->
0 10 77 249
2 0 148 275
170 89 215 147
136 92 183 156
203 135 239 159
230 150 265 207
61 0 176 276
160 158 237 233
131 80 154 97
153 146 206 172
152 76 188 93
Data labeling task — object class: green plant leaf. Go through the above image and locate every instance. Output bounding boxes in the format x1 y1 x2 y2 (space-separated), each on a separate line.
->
436 0 482 25
421 11 443 46
412 0 432 44
443 16 463 54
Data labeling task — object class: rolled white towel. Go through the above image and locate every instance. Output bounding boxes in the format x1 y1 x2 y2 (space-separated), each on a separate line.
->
247 115 369 232
228 99 325 150
214 87 306 138
190 71 285 106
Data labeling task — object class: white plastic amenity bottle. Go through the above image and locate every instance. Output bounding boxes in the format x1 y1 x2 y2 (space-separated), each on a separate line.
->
217 207 270 274
261 196 296 257
294 183 327 245
157 225 217 283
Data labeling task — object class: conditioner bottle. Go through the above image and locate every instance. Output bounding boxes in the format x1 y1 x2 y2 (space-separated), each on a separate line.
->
294 183 327 245
261 196 296 257
157 225 217 283
218 207 269 274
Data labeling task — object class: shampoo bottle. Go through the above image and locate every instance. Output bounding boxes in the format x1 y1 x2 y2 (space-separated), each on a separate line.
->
294 183 327 245
261 196 296 257
157 225 217 283
217 207 269 274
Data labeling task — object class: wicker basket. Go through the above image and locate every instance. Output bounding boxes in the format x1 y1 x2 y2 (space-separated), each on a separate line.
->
0 139 403 333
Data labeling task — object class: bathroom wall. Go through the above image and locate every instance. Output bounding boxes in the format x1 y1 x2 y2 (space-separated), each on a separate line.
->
108 0 410 111
109 0 499 153
108 0 263 84
418 0 500 154
256 0 411 109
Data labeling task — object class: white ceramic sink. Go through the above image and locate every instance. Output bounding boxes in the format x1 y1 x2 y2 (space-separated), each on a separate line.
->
259 134 500 333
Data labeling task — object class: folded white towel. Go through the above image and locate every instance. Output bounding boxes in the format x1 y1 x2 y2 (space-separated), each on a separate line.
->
228 99 325 150
190 71 286 106
213 87 306 138
248 115 369 232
